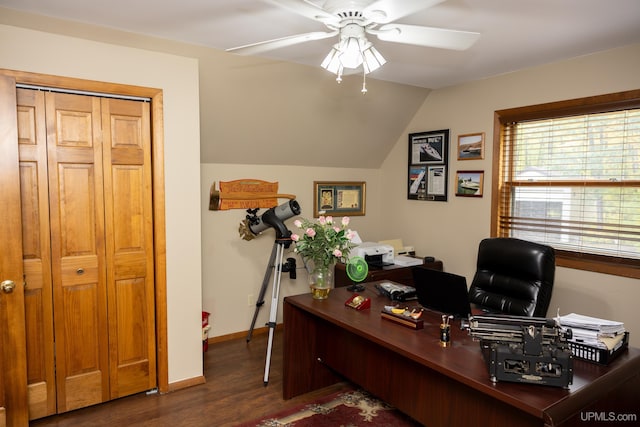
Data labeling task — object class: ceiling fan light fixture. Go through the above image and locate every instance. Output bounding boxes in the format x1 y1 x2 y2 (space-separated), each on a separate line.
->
321 45 342 74
362 44 386 73
339 36 364 69
228 0 482 93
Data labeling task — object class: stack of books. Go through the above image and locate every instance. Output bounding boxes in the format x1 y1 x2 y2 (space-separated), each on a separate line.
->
558 313 628 364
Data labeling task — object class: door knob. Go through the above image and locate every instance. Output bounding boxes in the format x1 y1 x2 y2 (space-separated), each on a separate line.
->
1 280 16 294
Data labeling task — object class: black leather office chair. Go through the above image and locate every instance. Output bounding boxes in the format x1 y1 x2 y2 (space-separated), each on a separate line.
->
468 237 555 317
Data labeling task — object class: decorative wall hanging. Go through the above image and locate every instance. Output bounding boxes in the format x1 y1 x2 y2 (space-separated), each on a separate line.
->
455 170 484 197
208 179 295 210
407 130 449 202
457 132 485 160
313 181 366 217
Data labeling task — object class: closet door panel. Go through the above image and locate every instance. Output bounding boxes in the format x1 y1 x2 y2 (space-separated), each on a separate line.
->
16 89 56 420
46 92 109 413
102 98 156 398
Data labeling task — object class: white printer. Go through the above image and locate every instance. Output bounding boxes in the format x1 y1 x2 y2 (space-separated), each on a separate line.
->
350 242 394 267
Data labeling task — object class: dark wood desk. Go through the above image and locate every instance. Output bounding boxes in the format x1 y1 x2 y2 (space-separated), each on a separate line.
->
334 258 443 287
283 283 640 427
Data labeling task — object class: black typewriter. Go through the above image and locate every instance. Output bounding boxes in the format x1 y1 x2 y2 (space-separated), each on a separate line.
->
463 314 573 388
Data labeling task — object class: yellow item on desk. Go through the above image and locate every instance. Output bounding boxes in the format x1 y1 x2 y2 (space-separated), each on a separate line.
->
599 334 626 350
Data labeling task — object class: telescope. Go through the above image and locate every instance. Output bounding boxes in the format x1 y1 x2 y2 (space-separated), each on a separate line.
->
239 198 301 386
240 199 301 241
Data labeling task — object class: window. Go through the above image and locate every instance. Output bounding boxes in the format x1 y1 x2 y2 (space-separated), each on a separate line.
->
493 90 640 278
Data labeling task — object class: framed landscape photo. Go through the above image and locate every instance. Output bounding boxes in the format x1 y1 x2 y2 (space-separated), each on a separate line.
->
455 170 484 197
313 181 366 217
408 130 449 201
457 132 485 160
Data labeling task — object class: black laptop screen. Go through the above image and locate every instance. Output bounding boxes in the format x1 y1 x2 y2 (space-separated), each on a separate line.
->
412 267 472 319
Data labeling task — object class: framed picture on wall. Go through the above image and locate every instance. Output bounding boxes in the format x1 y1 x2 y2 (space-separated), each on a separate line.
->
313 181 366 217
455 170 484 197
457 132 485 160
408 129 449 201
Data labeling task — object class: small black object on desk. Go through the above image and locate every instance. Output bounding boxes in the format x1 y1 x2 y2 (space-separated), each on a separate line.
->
347 282 365 292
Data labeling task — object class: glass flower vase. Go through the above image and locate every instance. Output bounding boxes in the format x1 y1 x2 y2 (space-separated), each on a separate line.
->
308 261 335 300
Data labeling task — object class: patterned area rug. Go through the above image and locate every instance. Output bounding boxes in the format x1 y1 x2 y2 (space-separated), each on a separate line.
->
236 389 422 427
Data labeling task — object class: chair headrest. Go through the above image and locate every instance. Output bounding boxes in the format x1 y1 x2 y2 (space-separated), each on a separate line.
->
469 237 556 317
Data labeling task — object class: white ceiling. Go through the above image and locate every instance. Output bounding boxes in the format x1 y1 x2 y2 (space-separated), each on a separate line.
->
1 0 640 89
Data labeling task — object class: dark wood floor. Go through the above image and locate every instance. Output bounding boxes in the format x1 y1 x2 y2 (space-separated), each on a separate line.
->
30 329 353 426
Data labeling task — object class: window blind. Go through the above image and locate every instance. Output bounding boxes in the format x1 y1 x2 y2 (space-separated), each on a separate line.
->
497 109 640 260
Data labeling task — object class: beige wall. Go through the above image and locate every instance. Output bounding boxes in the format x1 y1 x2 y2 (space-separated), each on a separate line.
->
0 24 204 384
380 43 640 345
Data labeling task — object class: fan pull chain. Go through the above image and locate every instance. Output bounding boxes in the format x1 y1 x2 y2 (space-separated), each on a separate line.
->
361 70 367 94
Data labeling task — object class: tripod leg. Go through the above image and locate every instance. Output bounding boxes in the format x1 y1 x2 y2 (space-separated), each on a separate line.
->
247 242 278 342
263 242 285 386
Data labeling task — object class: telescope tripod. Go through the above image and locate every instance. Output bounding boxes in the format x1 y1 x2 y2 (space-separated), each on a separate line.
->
247 237 291 386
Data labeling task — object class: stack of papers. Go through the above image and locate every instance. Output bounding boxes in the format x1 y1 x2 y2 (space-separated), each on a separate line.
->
394 255 423 267
558 313 626 350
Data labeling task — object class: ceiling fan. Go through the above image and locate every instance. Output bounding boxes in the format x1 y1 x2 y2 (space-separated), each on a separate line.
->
227 0 480 90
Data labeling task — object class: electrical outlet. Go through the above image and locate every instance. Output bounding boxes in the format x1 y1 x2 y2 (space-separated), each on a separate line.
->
248 294 254 307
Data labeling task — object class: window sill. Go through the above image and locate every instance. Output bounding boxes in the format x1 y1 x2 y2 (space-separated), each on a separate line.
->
556 251 640 279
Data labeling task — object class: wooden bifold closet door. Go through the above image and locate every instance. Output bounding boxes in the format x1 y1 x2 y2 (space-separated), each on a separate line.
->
17 88 156 419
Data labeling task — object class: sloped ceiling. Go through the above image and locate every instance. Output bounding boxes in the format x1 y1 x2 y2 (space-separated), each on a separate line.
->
197 51 429 168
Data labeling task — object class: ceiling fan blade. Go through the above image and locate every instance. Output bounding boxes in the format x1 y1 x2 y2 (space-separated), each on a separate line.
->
226 31 338 55
264 0 339 25
363 0 445 24
374 24 480 50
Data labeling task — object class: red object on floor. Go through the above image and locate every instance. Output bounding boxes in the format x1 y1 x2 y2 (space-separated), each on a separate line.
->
202 311 210 352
